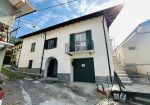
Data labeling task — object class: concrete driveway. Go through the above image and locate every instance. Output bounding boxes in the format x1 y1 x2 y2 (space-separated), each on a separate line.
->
2 79 105 105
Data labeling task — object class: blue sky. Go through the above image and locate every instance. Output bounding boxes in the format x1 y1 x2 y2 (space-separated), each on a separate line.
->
14 0 150 48
14 0 122 37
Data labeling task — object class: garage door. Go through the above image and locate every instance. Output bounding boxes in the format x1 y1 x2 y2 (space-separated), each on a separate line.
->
73 58 95 83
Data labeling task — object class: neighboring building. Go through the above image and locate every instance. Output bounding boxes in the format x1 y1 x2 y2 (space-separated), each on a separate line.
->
0 0 35 70
10 41 22 67
19 5 123 84
115 19 150 74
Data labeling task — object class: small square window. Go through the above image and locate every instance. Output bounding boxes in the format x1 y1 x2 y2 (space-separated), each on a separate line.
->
128 47 136 50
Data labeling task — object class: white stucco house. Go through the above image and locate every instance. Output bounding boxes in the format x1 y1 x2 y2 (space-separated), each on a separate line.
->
115 19 150 75
19 5 123 84
0 0 35 70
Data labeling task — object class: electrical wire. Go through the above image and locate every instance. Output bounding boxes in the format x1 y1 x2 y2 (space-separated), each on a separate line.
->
36 0 77 12
13 0 77 28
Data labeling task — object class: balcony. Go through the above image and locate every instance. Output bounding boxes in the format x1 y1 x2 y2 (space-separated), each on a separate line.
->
65 40 95 55
0 22 14 48
8 0 35 17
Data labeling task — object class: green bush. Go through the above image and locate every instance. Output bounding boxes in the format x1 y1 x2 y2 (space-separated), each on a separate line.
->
1 68 24 80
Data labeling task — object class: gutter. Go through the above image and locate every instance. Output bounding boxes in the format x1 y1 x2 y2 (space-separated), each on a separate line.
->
40 33 46 74
102 16 112 83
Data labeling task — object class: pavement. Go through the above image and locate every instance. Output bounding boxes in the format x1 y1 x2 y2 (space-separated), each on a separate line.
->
2 79 105 105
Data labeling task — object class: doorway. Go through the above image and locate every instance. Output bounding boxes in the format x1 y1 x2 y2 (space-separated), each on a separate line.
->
73 58 95 83
47 58 58 77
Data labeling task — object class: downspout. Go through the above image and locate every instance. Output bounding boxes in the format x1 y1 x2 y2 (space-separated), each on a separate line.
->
102 16 112 83
40 33 46 74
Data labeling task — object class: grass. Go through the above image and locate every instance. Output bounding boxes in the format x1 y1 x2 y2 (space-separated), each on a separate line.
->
1 67 25 80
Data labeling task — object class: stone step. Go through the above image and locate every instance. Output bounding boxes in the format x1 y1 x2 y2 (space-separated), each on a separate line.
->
121 80 133 85
117 74 128 78
112 60 120 63
120 76 131 80
115 70 126 73
114 67 124 71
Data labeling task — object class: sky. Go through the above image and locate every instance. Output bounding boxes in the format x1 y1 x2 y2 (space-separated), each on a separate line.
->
14 0 123 37
110 0 150 48
14 0 150 48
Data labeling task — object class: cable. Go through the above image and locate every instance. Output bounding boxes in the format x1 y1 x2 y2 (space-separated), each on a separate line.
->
13 0 77 28
36 0 77 12
15 20 39 28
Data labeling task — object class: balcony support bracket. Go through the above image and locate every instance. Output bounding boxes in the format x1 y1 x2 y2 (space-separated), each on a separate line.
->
67 53 72 56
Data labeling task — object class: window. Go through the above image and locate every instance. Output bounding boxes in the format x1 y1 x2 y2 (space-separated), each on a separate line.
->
31 42 36 52
128 47 136 50
45 38 57 49
75 32 87 51
28 60 33 69
69 30 93 52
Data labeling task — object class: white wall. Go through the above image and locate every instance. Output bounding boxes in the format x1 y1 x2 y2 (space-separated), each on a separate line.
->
19 34 45 68
118 33 150 74
19 16 114 80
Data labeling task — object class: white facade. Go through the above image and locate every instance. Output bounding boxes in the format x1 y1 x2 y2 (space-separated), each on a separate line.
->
19 16 114 84
116 20 150 74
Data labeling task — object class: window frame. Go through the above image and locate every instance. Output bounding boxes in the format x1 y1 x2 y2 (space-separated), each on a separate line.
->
45 38 57 49
30 42 36 52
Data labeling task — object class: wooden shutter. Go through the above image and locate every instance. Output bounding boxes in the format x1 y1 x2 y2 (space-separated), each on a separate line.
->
53 38 57 48
86 30 92 50
70 33 75 52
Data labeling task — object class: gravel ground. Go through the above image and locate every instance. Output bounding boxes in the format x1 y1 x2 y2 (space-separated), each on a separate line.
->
2 79 106 105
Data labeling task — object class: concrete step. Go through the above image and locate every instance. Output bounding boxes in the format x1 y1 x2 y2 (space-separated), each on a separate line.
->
115 70 126 73
114 67 123 70
113 61 120 64
121 80 133 85
120 77 131 81
117 72 128 75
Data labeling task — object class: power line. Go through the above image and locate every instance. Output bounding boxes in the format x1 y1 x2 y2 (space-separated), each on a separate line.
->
14 0 77 28
36 0 77 12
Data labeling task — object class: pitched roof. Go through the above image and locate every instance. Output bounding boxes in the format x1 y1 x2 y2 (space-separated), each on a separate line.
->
116 19 150 49
19 4 123 39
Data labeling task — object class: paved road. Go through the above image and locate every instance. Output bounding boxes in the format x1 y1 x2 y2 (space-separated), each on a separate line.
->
2 79 105 105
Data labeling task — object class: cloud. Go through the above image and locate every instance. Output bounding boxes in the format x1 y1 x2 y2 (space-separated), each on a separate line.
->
53 0 71 11
22 11 69 30
29 0 45 3
73 0 124 15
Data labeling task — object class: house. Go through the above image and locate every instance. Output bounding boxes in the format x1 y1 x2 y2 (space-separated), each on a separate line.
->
0 0 35 70
18 5 123 84
3 41 23 67
115 19 150 75
10 41 22 68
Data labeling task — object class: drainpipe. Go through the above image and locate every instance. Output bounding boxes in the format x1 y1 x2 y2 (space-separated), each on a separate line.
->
40 33 46 74
102 16 112 83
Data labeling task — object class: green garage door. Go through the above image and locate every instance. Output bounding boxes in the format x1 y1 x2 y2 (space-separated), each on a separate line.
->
73 58 95 83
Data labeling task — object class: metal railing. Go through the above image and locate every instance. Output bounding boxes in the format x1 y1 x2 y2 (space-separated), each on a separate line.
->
65 40 94 53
